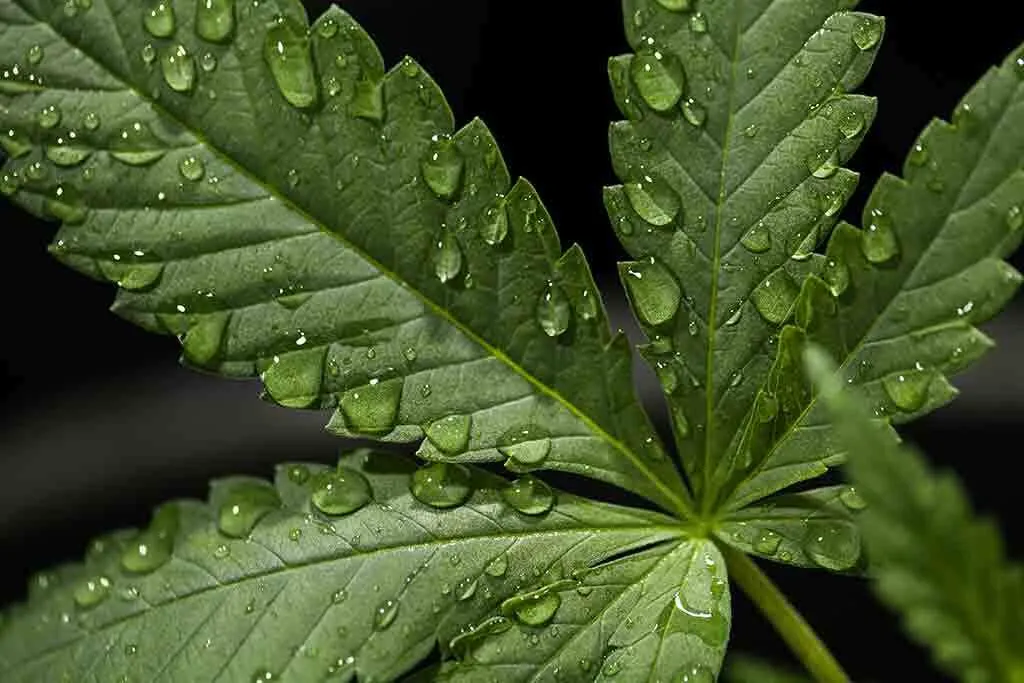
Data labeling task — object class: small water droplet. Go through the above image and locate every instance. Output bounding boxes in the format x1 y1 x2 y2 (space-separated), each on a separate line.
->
536 281 571 337
112 121 166 166
740 221 771 253
623 258 682 326
217 483 281 538
421 135 465 200
823 258 850 297
883 370 933 412
200 52 218 72
287 465 310 484
481 196 509 245
502 587 562 626
852 17 882 51
839 486 867 511
485 554 508 577
908 142 928 167
689 11 708 33
26 45 44 65
456 577 478 601
82 112 101 130
38 104 61 129
263 15 319 109
680 97 707 127
339 379 403 435
861 209 900 264
839 111 864 139
195 0 234 43
753 529 782 554
213 544 230 559
497 425 552 468
751 272 799 325
73 576 111 609
1006 205 1023 232
743 123 759 138
809 148 839 179
432 225 464 284
655 0 691 11
46 143 92 167
143 0 176 38
373 598 399 630
631 47 686 112
251 669 274 682
424 413 472 455
503 475 555 516
410 462 474 509
311 466 373 516
803 521 860 570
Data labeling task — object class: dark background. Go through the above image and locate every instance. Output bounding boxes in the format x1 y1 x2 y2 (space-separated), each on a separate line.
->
1 1 1022 681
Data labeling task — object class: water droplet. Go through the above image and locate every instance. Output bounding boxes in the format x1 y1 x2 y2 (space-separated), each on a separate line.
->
882 370 933 412
287 465 310 484
751 272 799 325
46 143 92 167
537 281 571 337
200 52 218 72
111 121 166 166
1 128 32 158
690 11 708 33
432 225 464 284
424 413 472 455
485 554 508 577
26 45 44 65
421 135 464 200
144 0 176 38
740 221 771 253
121 506 178 573
481 197 509 245
339 379 403 436
655 0 691 11
623 258 682 326
823 258 850 297
1006 205 1023 232
73 576 111 609
852 17 882 51
217 483 281 538
179 155 205 181
263 15 319 109
195 0 234 43
861 209 900 264
839 486 867 511
743 123 759 138
631 47 686 112
161 43 196 93
251 669 274 682
311 467 373 516
503 475 555 516
908 143 928 167
809 148 839 179
839 111 864 139
624 174 680 227
803 521 860 570
179 312 228 367
497 425 552 468
38 104 61 129
681 97 707 127
753 529 782 554
410 462 474 509
502 587 562 626
456 577 478 601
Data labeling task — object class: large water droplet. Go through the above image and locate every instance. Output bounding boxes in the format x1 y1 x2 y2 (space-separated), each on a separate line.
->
502 587 562 626
374 599 399 630
624 174 681 227
312 467 373 516
664 591 728 646
424 414 472 455
753 529 782 554
38 104 61 129
623 258 682 326
654 0 691 10
179 155 205 181
143 0 176 38
882 370 933 413
839 111 864 139
263 15 319 109
631 47 686 112
497 425 552 468
803 521 860 570
121 505 178 574
111 121 166 166
502 475 555 516
99 261 164 291
410 462 474 509
681 97 707 127
339 379 403 436
196 0 234 43
740 221 771 253
809 148 839 179
536 281 571 337
823 258 850 297
161 44 196 93
421 135 464 200
852 17 883 51
46 143 92 167
751 272 799 325
480 197 509 245
217 483 281 538
432 225 464 284
74 576 111 609
839 486 867 511
485 554 508 578
861 209 900 264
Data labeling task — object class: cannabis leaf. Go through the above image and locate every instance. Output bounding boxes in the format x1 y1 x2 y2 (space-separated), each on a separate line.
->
0 449 701 682
606 0 882 509
807 348 1024 683
0 0 688 514
720 41 1024 513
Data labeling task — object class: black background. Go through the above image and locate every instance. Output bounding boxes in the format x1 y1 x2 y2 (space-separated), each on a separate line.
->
1 1 1022 681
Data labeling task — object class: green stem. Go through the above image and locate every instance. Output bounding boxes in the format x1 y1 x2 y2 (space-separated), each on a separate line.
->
722 545 850 683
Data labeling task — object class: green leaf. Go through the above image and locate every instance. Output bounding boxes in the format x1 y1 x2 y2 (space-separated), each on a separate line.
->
437 540 730 683
716 485 864 571
607 0 881 503
0 0 688 514
722 41 1024 510
807 347 1024 683
723 654 810 683
0 450 685 682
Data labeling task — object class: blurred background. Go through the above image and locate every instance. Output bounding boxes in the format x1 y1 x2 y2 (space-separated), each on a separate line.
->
1 1 1021 680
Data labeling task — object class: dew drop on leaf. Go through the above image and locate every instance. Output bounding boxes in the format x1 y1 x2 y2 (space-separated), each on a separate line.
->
1 128 32 159
753 529 783 555
26 44 44 65
1006 205 1023 231
485 554 508 578
497 425 552 468
861 209 900 264
143 0 176 39
263 15 319 109
883 370 933 413
803 521 860 570
630 47 686 112
179 155 205 181
421 134 465 200
195 0 234 44
502 588 561 626
338 378 403 435
179 312 229 368
680 97 706 127
217 483 282 538
73 576 111 609
740 221 771 253
424 413 472 455
121 506 178 573
654 0 691 11
809 147 839 179
456 577 478 601
690 11 708 33
432 225 464 284
45 143 91 167
839 486 867 511
37 104 61 129
200 52 218 72
410 462 474 509
311 467 373 516
111 121 166 166
823 258 851 297
852 17 883 51
287 465 310 484
623 258 682 326
624 174 681 227
160 43 196 93
536 281 571 337
751 272 799 325
503 475 555 516
480 196 509 245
